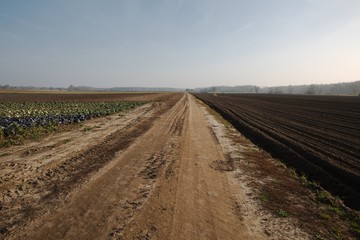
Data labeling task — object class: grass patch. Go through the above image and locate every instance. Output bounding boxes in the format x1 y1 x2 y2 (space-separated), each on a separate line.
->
331 227 342 240
350 222 360 237
288 168 298 178
299 174 320 190
328 205 341 215
315 234 325 240
81 126 94 132
259 192 268 204
299 174 307 184
319 212 331 220
81 125 101 132
293 170 360 238
314 189 360 238
275 209 288 218
316 190 332 205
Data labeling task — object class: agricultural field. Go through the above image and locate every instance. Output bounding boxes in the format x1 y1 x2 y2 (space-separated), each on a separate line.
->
0 92 163 146
0 101 143 145
194 93 360 209
0 92 359 240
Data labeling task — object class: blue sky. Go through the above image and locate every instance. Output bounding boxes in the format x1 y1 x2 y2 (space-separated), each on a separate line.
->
0 0 359 88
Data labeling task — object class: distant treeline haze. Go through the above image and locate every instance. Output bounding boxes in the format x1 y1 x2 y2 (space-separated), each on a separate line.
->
1 80 360 95
193 81 360 95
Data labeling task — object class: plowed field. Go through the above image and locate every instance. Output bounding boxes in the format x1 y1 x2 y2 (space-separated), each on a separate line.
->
194 93 360 209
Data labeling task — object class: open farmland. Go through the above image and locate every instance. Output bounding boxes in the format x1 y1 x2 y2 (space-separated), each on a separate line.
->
0 92 165 146
194 93 360 209
0 101 144 142
1 92 359 240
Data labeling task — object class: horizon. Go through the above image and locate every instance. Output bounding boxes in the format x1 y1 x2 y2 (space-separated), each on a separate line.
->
2 79 359 91
1 0 360 88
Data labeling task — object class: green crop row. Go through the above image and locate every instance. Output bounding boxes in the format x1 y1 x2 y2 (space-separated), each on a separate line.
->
0 100 145 146
0 101 144 118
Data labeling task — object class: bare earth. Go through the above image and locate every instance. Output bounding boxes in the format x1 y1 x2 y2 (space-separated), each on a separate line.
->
0 93 356 239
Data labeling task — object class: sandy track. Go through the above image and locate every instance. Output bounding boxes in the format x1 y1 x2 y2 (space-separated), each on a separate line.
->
169 94 251 239
119 94 259 240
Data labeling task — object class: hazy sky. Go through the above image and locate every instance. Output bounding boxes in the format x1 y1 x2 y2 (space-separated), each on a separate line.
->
0 0 359 88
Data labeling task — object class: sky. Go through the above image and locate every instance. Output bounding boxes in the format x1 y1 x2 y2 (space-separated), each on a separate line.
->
0 0 359 88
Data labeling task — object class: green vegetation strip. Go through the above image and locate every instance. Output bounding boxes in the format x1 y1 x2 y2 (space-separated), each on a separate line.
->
0 101 145 146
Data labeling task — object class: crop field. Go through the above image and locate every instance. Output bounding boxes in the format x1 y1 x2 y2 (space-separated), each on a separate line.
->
194 93 360 209
0 92 161 146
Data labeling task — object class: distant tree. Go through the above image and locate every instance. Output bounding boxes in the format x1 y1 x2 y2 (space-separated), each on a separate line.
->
351 81 360 95
274 87 283 94
333 83 342 94
317 85 323 95
305 84 317 95
287 85 293 94
253 86 260 93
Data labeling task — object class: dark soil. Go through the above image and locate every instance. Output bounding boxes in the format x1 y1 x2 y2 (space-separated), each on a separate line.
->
194 93 360 210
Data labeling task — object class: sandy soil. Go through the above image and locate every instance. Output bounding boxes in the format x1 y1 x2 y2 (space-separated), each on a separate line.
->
0 93 356 239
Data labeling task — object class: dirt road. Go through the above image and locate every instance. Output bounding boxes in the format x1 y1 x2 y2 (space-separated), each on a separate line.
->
3 93 354 239
121 94 256 240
